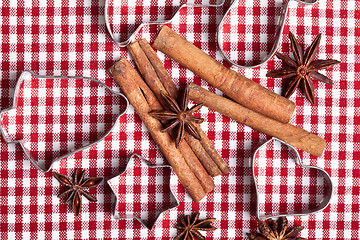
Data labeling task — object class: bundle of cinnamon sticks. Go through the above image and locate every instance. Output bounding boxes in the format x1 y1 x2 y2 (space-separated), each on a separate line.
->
153 26 326 157
109 26 326 202
109 39 230 202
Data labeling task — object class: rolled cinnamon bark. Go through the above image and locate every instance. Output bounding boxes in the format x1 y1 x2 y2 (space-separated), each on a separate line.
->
153 25 296 124
187 83 326 157
184 134 222 177
128 39 230 176
109 58 210 202
129 66 215 194
195 124 231 174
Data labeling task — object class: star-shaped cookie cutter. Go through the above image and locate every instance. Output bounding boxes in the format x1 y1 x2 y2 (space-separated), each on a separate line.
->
107 153 179 230
251 138 333 220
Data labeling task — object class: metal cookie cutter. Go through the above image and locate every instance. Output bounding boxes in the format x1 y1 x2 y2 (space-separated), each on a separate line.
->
218 0 319 68
107 153 179 230
105 0 318 68
251 138 333 220
105 0 226 47
0 71 129 173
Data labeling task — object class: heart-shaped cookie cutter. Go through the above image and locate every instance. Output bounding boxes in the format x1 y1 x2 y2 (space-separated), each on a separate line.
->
107 153 179 230
0 71 129 173
218 0 319 68
251 137 333 220
105 0 318 68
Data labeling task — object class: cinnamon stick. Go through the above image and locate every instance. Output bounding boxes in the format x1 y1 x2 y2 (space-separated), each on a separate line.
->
153 25 296 124
195 124 230 174
126 67 215 194
183 133 222 177
137 39 230 175
128 39 230 176
187 83 326 157
109 58 212 202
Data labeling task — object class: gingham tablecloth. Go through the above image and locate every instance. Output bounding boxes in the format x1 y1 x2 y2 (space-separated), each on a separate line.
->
0 0 357 239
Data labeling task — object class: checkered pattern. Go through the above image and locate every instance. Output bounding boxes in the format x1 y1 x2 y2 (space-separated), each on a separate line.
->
219 0 286 66
106 0 222 44
254 139 328 218
107 154 178 230
0 0 357 239
0 72 127 172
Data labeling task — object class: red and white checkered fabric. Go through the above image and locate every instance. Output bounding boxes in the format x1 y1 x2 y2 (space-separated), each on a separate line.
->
107 154 178 230
0 0 357 239
0 71 127 172
253 139 329 219
107 0 222 44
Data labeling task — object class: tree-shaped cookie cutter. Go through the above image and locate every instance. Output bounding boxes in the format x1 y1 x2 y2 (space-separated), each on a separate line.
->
0 71 129 173
251 137 333 220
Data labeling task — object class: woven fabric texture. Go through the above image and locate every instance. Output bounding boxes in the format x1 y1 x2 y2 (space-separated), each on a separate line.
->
0 0 357 239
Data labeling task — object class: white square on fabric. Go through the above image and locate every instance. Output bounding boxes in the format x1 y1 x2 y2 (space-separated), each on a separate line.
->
140 193 148 203
68 52 77 61
83 15 92 26
96 230 104 240
22 213 31 223
82 123 90 133
37 213 45 223
37 124 46 134
83 51 91 61
97 105 105 114
66 231 75 240
52 123 61 134
7 214 16 224
67 88 76 98
125 193 134 203
67 106 76 115
51 106 61 115
140 175 148 185
96 86 106 97
318 124 325 134
24 15 32 25
7 178 15 188
227 193 236 203
345 142 354 152
82 105 91 114
68 33 77 43
39 34 47 44
9 17 17 26
67 123 75 133
82 87 91 97
54 51 61 61
96 141 105 150
22 123 31 134
38 15 47 25
9 33 17 44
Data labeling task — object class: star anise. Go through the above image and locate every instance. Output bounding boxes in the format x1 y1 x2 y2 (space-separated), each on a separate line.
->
175 212 217 240
247 216 306 240
150 88 204 148
267 31 340 104
53 168 103 216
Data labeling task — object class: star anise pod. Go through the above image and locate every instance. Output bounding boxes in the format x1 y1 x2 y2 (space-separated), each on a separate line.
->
247 216 306 240
150 88 204 148
267 31 340 104
175 212 217 240
53 168 103 216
